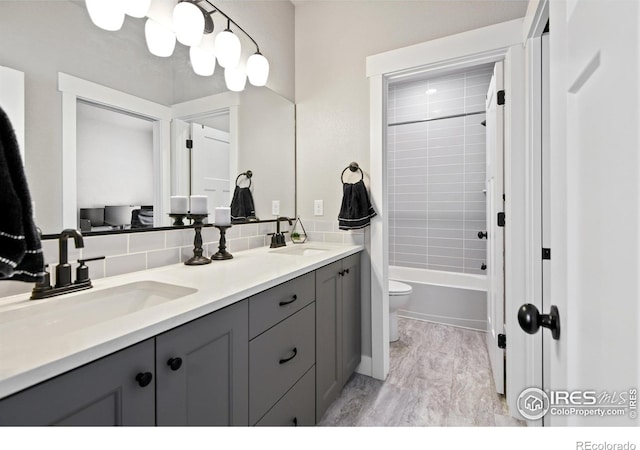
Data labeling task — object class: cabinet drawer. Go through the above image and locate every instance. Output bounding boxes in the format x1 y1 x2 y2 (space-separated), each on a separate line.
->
249 303 315 425
249 271 315 339
255 366 315 427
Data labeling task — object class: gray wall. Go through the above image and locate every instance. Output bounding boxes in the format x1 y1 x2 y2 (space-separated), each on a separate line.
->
387 66 492 275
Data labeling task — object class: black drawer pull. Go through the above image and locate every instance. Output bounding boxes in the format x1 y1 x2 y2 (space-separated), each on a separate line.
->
279 347 298 364
338 270 345 276
167 357 183 371
293 417 298 426
135 372 153 388
279 294 297 306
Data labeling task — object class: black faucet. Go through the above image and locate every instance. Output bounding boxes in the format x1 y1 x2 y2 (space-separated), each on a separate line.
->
55 229 84 287
31 229 104 300
269 217 293 248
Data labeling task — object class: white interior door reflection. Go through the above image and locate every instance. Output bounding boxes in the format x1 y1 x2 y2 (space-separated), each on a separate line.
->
190 123 233 216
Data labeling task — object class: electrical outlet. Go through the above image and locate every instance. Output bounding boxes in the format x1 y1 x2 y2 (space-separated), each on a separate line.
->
271 200 280 216
314 200 323 216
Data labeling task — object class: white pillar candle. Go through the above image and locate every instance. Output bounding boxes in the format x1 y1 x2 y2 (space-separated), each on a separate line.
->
170 196 188 214
189 195 208 214
215 206 231 226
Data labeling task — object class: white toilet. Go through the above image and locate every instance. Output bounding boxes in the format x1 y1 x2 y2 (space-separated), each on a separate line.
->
388 279 413 342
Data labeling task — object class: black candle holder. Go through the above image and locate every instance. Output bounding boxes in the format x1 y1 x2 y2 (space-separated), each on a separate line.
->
211 225 233 260
168 213 187 226
185 214 211 266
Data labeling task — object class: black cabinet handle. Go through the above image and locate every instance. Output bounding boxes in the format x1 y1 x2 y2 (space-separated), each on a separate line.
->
135 372 153 387
344 268 350 274
478 231 488 239
167 357 183 371
279 294 298 306
293 417 298 427
279 347 298 364
338 270 345 276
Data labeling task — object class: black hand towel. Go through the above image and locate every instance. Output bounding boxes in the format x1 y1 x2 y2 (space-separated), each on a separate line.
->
230 186 257 222
0 105 44 282
338 180 377 230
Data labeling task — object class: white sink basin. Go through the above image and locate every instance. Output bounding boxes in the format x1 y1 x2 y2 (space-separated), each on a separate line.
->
0 281 197 338
269 246 329 256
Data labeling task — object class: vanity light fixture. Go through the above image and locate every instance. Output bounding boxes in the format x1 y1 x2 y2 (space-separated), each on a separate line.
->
85 0 269 91
85 0 126 31
123 0 152 19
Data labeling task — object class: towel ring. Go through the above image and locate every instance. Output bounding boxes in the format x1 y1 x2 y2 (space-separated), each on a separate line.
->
341 162 363 184
235 170 252 188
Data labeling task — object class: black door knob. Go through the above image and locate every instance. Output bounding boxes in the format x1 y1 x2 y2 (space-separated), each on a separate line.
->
167 357 183 371
135 372 153 387
518 303 561 340
478 231 488 239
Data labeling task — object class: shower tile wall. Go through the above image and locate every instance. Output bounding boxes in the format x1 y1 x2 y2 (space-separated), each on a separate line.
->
387 66 493 274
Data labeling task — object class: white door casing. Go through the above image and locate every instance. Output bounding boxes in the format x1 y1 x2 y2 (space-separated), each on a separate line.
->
546 0 640 426
485 61 506 395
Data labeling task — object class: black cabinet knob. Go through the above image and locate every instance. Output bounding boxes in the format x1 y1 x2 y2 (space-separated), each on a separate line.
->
478 231 488 239
293 417 298 427
344 268 350 274
135 372 153 387
481 263 487 271
167 357 183 371
518 303 561 340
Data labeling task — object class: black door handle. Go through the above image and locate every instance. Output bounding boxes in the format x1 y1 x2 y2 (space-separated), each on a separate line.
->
135 372 153 387
279 294 297 306
518 304 561 340
279 347 298 364
167 357 183 371
478 231 488 239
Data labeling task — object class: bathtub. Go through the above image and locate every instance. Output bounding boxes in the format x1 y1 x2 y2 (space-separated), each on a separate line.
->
389 266 488 331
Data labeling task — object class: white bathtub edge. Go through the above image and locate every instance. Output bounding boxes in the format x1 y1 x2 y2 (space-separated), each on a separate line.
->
389 266 488 292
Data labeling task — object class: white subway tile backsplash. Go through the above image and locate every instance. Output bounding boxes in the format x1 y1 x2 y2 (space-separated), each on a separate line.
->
240 223 259 238
129 231 166 253
166 229 195 248
83 234 128 258
248 236 265 249
147 248 180 269
105 253 147 277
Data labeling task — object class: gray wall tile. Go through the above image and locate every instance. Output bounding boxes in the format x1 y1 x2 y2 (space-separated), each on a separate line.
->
105 253 147 277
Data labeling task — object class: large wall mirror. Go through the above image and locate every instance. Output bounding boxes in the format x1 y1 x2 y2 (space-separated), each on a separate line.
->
0 1 295 235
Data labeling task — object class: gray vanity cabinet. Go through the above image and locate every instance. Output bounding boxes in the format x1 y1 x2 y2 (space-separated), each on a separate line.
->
315 253 361 421
155 300 248 426
0 339 155 426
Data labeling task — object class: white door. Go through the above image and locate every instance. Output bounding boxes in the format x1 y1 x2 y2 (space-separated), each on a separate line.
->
485 61 505 394
543 0 640 426
190 124 232 215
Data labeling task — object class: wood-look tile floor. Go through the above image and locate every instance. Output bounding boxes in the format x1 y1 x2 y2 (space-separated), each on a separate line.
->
318 318 526 427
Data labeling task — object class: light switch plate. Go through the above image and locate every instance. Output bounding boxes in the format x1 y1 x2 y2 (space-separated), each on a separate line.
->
314 200 323 216
272 200 280 216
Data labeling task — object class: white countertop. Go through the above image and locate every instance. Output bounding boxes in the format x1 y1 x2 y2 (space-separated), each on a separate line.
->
0 242 363 399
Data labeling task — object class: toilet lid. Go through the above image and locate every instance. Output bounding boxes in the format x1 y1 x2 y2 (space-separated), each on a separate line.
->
389 279 412 295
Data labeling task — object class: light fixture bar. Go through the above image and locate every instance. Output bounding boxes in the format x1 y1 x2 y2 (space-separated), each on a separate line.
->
192 0 261 53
